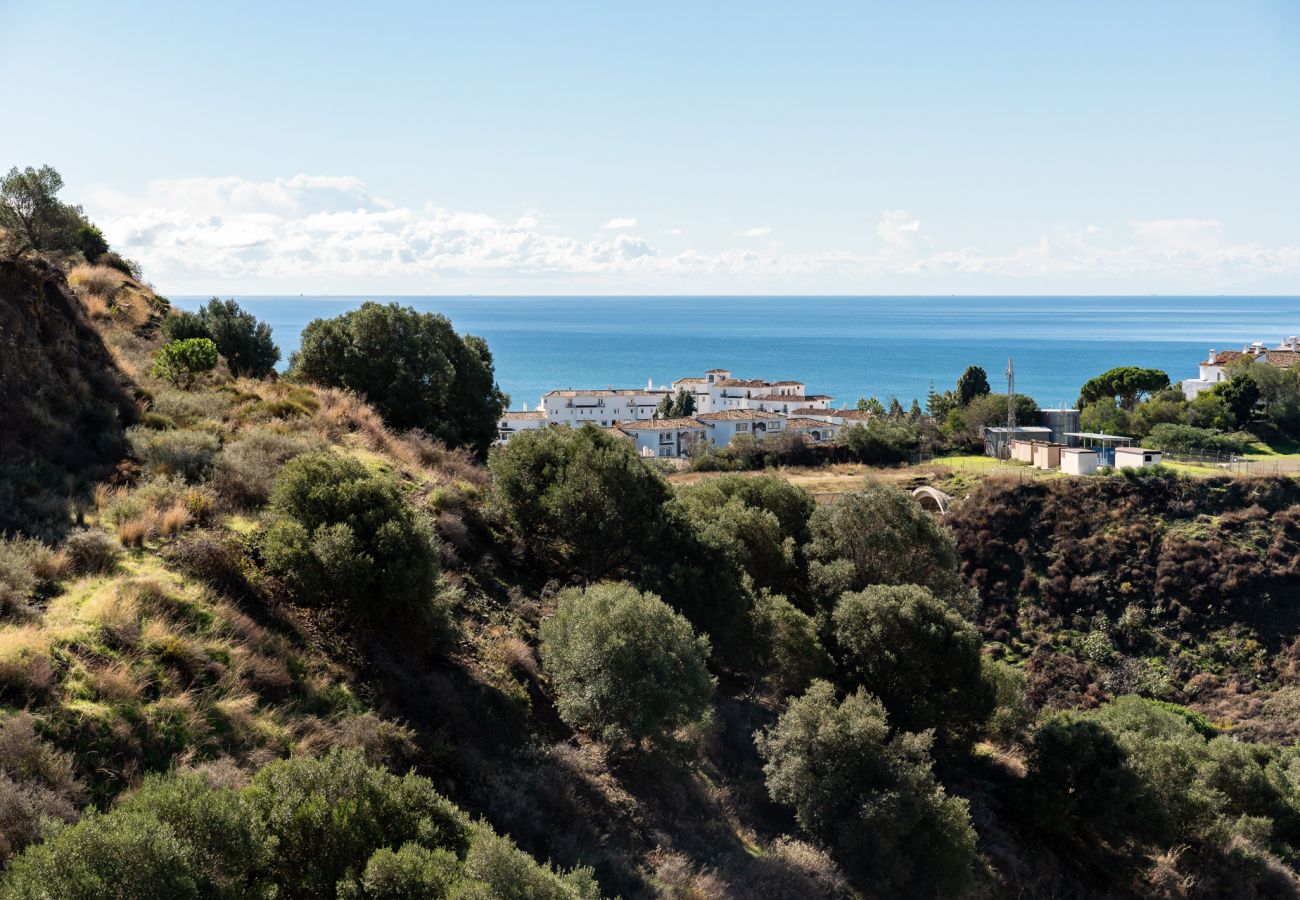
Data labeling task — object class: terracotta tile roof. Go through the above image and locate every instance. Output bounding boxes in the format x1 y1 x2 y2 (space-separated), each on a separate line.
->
616 417 707 431
500 411 547 421
697 410 786 421
1205 350 1245 365
713 378 770 388
813 409 875 421
750 394 804 402
1268 350 1300 369
801 394 832 401
784 417 841 429
770 380 805 386
603 425 633 439
705 368 730 374
673 377 707 384
789 408 835 417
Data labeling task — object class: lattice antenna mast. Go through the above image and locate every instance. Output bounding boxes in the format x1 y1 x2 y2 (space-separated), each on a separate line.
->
1005 357 1016 432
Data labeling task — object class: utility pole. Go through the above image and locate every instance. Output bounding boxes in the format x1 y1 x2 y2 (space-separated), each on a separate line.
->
1004 358 1016 459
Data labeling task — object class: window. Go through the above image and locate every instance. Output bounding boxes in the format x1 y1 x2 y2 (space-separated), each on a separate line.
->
737 423 749 432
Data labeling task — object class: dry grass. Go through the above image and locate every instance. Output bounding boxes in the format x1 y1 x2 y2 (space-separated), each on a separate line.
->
79 293 111 320
91 663 146 704
117 511 160 548
159 503 192 536
67 264 126 299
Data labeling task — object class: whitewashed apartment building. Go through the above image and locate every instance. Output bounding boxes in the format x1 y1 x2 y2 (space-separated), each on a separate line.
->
495 367 860 455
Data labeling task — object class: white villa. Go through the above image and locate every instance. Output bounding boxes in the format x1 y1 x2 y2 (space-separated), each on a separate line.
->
1181 338 1300 399
495 367 858 453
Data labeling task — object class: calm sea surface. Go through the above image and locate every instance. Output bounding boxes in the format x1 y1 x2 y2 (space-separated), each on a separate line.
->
172 296 1300 410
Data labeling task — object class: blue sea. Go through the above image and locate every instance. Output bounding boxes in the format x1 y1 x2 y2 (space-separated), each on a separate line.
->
172 296 1300 410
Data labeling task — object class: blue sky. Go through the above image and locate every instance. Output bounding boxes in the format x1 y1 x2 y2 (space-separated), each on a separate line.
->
2 1 1298 294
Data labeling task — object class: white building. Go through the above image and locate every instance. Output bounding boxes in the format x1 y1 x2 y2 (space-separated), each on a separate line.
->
1060 448 1099 475
496 410 547 443
670 369 832 415
1181 348 1258 400
696 409 786 445
794 408 874 427
1114 447 1163 469
783 417 840 442
609 418 708 458
541 384 668 428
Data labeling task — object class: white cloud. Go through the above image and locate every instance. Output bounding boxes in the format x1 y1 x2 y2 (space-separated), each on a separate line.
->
1131 218 1224 253
665 227 683 236
88 174 1300 292
601 217 637 230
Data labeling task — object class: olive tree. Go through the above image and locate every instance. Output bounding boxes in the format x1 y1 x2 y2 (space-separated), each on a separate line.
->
288 302 506 454
755 681 977 896
807 479 961 602
832 584 993 752
260 452 438 617
540 582 714 746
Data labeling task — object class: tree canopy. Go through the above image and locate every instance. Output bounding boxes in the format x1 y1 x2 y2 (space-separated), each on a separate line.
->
0 165 98 257
756 681 977 895
955 365 991 405
165 299 280 378
832 584 993 751
540 582 714 746
656 388 696 418
807 479 962 602
288 302 506 454
1078 367 1171 411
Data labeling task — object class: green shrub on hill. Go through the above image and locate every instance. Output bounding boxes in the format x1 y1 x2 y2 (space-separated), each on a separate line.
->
260 453 438 617
126 427 221 482
163 299 280 378
540 582 714 747
756 681 977 896
151 339 218 389
832 584 993 753
288 302 506 455
0 750 599 900
807 479 961 602
1144 423 1251 455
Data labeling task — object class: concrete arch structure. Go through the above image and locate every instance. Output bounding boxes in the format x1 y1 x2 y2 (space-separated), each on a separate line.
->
911 485 952 516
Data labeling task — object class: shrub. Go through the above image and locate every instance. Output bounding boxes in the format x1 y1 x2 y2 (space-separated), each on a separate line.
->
67 264 124 299
126 427 220 482
288 301 506 455
981 657 1035 746
755 681 977 896
751 592 831 695
489 425 671 580
97 251 141 279
1144 423 1251 455
260 453 438 616
64 529 122 575
539 582 715 746
807 479 961 602
175 298 280 378
0 537 65 617
839 417 925 465
209 428 322 509
832 584 993 752
151 338 218 389
161 313 212 343
0 751 592 899
243 750 470 897
0 713 85 863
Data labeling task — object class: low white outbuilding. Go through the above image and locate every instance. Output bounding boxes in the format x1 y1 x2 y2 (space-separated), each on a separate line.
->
1114 447 1162 469
1060 448 1099 475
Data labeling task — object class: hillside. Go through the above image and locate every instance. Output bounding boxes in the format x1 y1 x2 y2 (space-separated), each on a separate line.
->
1 234 1299 898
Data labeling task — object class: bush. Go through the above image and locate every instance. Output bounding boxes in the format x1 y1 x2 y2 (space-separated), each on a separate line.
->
260 452 438 616
839 417 925 465
0 750 596 899
0 713 85 863
126 427 220 482
489 425 671 581
981 657 1035 746
171 299 280 378
64 529 122 575
832 585 993 752
151 339 218 389
0 536 65 617
807 479 961 602
1144 423 1251 455
755 681 977 896
97 251 141 279
675 474 813 599
751 593 831 695
209 429 322 509
540 582 715 746
288 302 506 455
